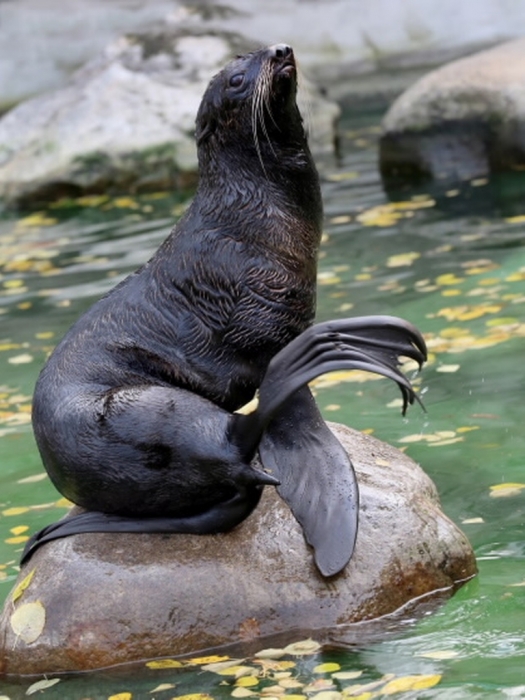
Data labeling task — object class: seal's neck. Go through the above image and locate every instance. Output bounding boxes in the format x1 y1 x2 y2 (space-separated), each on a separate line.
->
196 140 323 236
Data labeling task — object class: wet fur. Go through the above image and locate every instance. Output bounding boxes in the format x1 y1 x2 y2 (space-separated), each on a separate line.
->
23 46 426 574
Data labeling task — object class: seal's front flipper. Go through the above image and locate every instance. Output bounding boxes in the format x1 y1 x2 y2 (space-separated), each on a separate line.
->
259 386 358 578
20 486 263 566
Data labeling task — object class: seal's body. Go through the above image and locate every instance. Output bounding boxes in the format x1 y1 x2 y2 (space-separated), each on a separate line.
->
25 45 426 575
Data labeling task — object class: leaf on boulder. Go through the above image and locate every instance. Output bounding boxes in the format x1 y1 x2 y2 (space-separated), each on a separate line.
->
10 601 46 643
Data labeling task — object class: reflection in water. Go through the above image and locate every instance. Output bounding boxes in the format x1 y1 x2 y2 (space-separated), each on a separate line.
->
1 115 525 695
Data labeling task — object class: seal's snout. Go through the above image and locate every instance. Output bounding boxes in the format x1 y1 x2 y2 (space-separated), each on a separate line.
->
269 44 293 60
268 44 296 78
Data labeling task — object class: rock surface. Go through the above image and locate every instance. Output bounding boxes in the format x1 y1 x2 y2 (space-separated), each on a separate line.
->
0 28 340 208
0 423 476 677
379 38 525 187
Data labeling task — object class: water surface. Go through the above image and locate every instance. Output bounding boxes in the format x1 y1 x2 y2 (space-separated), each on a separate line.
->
1 114 525 697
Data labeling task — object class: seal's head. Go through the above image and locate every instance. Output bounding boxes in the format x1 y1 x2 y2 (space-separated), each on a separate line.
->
196 44 307 168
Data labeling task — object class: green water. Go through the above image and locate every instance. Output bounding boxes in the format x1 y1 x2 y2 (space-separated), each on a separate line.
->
2 116 525 697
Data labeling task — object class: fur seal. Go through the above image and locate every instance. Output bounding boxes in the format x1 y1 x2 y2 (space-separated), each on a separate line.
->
22 45 427 575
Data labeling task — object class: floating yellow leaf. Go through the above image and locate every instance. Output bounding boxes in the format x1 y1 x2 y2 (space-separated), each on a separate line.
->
381 674 441 694
441 289 462 296
145 659 184 669
428 437 464 447
108 693 132 700
2 506 30 516
329 215 352 224
415 650 459 660
112 197 140 209
313 663 341 674
149 684 175 693
436 364 460 373
26 678 60 695
5 535 29 544
279 696 306 700
231 689 257 698
17 212 58 227
17 473 47 484
10 525 29 536
171 695 213 700
3 279 24 289
55 497 73 508
435 273 464 286
386 252 420 268
332 671 363 681
201 659 244 673
505 214 525 224
35 331 55 339
462 517 484 524
278 678 303 688
456 426 479 433
7 353 33 365
10 600 46 643
489 483 525 498
236 676 260 687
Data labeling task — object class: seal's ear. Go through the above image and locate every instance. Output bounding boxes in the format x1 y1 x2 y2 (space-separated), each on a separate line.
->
196 117 218 146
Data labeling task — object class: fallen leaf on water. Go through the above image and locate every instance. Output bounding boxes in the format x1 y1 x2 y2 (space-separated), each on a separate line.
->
436 364 460 373
235 676 260 687
2 507 30 516
10 600 46 643
12 569 35 603
386 252 420 268
462 517 484 524
190 654 231 666
26 678 60 695
17 473 47 484
415 649 459 659
145 659 184 669
381 674 441 694
489 483 525 498
170 695 213 700
313 663 341 674
332 671 363 681
7 354 34 365
108 693 132 700
149 684 175 693
231 688 257 698
5 535 29 544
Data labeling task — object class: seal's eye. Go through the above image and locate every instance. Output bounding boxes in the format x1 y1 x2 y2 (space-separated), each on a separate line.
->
229 73 245 88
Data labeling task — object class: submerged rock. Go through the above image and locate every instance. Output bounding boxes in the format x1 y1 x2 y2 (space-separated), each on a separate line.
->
0 423 476 677
379 38 525 188
0 29 339 208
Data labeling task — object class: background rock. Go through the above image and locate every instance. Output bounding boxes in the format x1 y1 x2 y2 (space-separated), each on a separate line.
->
0 28 340 208
0 423 476 677
379 38 525 187
3 0 525 110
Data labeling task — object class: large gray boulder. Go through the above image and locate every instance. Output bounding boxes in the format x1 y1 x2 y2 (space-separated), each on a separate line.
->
379 38 525 186
0 29 340 208
0 423 476 677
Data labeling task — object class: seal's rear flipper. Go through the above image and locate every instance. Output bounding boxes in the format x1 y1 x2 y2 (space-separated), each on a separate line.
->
259 386 358 578
20 486 263 566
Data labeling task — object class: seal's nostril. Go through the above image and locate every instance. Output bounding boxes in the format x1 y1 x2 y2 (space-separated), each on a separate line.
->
270 44 293 59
